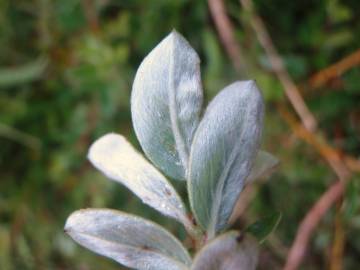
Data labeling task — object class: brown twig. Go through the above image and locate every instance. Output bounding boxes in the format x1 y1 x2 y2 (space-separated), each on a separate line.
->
309 48 360 89
239 0 317 132
278 106 350 270
277 105 351 181
208 1 357 268
277 106 351 270
208 0 247 75
329 202 345 270
344 156 360 173
81 0 100 34
235 1 353 268
283 181 345 270
237 0 357 179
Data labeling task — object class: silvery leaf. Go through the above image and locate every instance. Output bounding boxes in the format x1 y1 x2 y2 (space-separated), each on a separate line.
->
88 133 189 227
246 150 279 185
65 209 191 270
131 30 203 181
188 81 264 237
191 231 258 270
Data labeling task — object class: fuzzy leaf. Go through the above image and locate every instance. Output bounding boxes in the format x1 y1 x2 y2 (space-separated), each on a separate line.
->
188 81 264 237
88 133 189 226
131 30 203 181
191 231 258 270
246 150 279 184
65 209 191 270
246 211 282 243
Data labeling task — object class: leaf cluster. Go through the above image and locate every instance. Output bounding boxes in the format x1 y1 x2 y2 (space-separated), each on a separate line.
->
65 31 279 270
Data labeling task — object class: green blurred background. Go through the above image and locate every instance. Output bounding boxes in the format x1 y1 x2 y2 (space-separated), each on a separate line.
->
1 0 360 269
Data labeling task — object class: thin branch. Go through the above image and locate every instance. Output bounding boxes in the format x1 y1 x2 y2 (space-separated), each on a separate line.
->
0 122 41 150
239 0 317 132
208 0 247 75
277 105 351 181
208 1 356 269
309 48 360 89
235 1 355 269
236 0 356 180
344 156 360 173
283 181 345 270
81 0 100 34
329 203 345 270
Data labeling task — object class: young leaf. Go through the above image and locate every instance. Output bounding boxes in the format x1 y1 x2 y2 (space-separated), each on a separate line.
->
131 30 203 181
191 231 258 270
188 81 264 237
88 133 189 227
246 150 279 185
65 209 191 270
246 211 282 243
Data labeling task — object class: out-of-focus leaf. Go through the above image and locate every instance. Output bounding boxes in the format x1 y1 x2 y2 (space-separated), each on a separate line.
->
246 211 282 243
344 68 360 94
0 122 41 149
191 231 258 270
327 0 352 23
188 81 264 237
88 133 189 226
55 0 85 31
131 30 203 181
0 57 47 87
324 30 353 50
65 209 191 270
0 226 11 270
254 71 283 101
283 54 308 79
344 177 360 220
246 150 279 185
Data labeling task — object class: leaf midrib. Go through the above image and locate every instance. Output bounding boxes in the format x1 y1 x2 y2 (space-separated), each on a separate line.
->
70 229 191 268
168 34 190 175
207 92 253 237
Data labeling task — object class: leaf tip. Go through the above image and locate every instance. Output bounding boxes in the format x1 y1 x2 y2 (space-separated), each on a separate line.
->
165 29 189 50
64 209 90 236
87 133 122 164
64 212 76 236
234 79 261 95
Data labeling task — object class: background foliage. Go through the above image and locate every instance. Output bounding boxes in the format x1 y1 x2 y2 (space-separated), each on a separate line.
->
0 0 360 269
